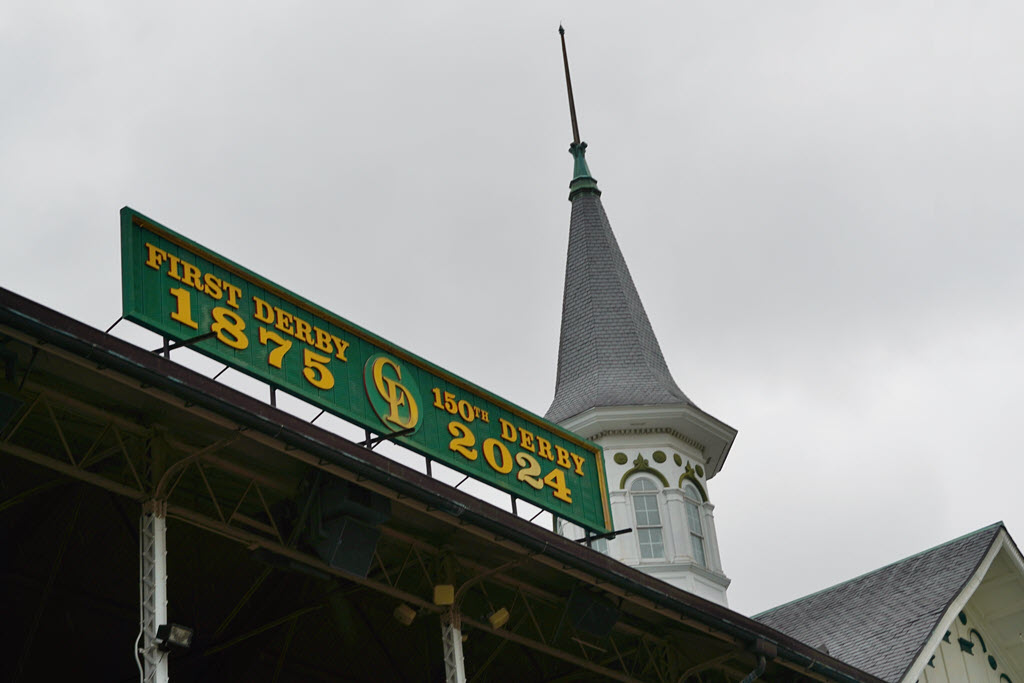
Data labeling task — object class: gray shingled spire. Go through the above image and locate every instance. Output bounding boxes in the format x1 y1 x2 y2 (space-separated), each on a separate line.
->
545 143 693 423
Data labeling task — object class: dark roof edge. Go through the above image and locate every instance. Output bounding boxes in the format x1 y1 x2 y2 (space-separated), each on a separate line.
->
0 287 882 683
755 521 1005 620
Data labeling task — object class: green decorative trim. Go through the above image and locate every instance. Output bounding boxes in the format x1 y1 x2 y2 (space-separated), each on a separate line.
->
970 629 987 653
678 463 709 502
942 631 950 643
927 656 935 668
695 464 704 478
652 450 666 463
958 611 967 625
958 638 974 655
999 674 1012 683
673 453 682 466
989 655 997 670
568 142 601 200
613 452 628 465
619 454 669 489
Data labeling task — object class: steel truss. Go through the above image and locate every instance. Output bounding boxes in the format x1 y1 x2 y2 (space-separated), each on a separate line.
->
139 504 168 683
0 338 774 683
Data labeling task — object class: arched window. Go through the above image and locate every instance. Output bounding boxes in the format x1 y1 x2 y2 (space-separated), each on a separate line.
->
629 477 664 559
683 483 706 568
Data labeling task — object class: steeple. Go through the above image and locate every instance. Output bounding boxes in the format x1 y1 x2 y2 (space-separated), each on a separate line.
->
546 26 690 425
544 182 692 424
548 28 735 606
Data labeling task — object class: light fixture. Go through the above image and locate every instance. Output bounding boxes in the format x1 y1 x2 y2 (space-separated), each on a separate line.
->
488 607 510 630
433 584 455 606
155 623 194 651
393 604 416 626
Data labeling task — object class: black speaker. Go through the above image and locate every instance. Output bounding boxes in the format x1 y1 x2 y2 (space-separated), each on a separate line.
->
567 586 619 638
309 479 390 577
313 516 382 578
317 479 390 525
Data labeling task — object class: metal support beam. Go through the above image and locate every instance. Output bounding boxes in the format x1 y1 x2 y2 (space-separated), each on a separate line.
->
441 608 467 683
140 501 169 683
360 427 415 450
149 331 216 355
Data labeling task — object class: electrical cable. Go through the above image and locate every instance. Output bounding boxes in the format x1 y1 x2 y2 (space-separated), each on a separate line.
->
134 630 143 680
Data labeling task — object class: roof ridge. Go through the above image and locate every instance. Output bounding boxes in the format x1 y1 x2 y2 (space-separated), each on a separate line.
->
754 521 1004 619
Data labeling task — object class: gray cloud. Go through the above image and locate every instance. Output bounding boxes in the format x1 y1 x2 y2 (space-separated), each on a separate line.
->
2 1 1021 615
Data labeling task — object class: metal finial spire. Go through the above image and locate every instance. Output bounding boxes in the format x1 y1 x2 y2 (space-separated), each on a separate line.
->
559 25 599 200
559 25 581 146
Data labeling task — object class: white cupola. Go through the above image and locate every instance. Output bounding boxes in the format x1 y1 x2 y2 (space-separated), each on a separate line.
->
545 136 736 606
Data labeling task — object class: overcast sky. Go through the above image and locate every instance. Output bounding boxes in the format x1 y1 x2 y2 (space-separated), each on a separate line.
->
3 2 1023 617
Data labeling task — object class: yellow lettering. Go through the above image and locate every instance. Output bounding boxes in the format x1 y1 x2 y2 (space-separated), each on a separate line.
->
144 243 167 270
259 327 291 368
224 283 242 309
273 307 294 335
544 469 572 503
253 296 274 324
166 254 182 281
294 318 314 345
329 334 349 361
499 418 517 443
570 453 585 477
555 446 571 470
313 327 332 353
457 399 475 423
536 437 553 461
447 421 477 461
518 428 535 453
302 348 334 390
482 438 514 474
169 287 199 330
203 273 223 300
211 307 248 349
181 262 204 291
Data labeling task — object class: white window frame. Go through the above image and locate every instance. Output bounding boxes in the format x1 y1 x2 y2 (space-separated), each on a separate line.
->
629 475 665 561
682 482 707 568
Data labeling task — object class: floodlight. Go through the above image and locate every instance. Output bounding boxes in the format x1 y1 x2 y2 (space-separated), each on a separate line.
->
393 604 416 626
433 584 455 606
488 608 510 630
155 623 194 651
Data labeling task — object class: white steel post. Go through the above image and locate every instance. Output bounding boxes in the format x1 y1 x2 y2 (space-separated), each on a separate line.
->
139 500 169 683
440 607 467 683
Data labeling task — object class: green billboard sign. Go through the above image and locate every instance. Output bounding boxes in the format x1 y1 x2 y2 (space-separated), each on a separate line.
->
120 207 611 532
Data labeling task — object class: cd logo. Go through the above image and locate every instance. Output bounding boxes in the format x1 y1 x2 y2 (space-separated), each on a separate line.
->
364 354 422 433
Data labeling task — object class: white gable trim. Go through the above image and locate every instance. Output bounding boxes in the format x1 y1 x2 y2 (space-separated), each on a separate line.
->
901 530 1011 683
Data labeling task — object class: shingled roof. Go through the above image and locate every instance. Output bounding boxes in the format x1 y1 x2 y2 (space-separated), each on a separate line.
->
755 523 1004 682
545 144 693 424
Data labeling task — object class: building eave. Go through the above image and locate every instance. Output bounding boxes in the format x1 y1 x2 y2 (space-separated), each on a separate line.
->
0 285 879 683
558 403 737 479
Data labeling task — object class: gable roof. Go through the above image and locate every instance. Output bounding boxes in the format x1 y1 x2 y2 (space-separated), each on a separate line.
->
545 146 693 424
755 523 1004 682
